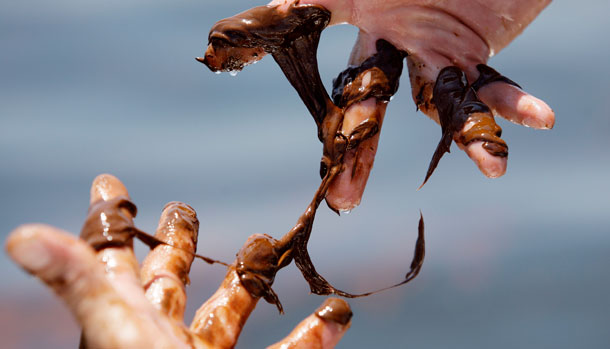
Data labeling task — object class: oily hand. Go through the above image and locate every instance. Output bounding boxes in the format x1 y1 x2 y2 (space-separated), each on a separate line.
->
5 174 352 349
265 0 555 210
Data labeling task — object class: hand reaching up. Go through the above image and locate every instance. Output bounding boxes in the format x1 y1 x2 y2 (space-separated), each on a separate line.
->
5 174 352 348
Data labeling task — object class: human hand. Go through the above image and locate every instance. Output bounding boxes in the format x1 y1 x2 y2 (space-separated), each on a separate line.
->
304 0 555 208
201 0 555 211
5 174 352 348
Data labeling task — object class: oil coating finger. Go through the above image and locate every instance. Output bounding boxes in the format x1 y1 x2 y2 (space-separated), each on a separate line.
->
477 82 555 129
84 173 144 329
189 267 259 349
326 97 386 211
87 174 139 277
409 62 513 180
5 224 183 348
459 141 507 178
141 202 199 321
267 298 352 349
408 57 555 132
326 30 403 212
190 233 283 348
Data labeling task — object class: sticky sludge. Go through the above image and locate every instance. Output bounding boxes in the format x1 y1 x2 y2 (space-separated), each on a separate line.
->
332 39 407 110
235 234 285 313
471 63 521 92
420 66 509 188
201 2 424 309
80 196 139 250
80 197 228 266
315 298 352 325
203 3 332 129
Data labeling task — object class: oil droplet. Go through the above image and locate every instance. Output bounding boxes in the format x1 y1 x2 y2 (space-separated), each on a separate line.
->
229 70 239 77
339 209 351 215
214 71 221 75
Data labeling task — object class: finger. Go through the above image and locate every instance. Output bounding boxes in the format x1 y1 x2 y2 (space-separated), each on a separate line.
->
6 224 108 308
199 0 305 72
477 82 555 129
140 202 199 321
326 31 403 212
197 46 265 72
326 97 386 211
408 60 512 178
459 141 507 178
408 53 555 130
190 233 282 348
268 298 352 349
189 267 258 348
88 174 140 281
407 54 450 123
5 224 180 348
82 172 148 337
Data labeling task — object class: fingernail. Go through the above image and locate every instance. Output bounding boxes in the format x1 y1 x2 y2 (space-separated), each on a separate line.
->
9 236 52 273
523 116 556 130
521 117 538 128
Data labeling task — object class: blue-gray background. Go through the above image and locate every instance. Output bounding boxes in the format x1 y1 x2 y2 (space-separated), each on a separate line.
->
1 1 609 348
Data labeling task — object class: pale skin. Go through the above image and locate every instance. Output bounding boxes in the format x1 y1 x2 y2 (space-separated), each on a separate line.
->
268 0 555 211
5 174 351 348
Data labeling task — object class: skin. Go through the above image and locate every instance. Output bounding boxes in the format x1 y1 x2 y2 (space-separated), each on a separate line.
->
326 31 389 211
268 0 555 210
5 174 351 348
6 1 555 345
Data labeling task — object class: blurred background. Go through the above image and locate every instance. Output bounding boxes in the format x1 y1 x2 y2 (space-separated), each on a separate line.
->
1 0 609 348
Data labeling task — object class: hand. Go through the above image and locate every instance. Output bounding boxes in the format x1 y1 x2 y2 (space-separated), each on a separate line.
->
5 174 352 348
265 0 555 210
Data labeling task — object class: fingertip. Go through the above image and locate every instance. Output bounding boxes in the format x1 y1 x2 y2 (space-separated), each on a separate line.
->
6 224 97 282
315 297 353 348
478 83 555 130
268 298 352 349
160 201 199 242
316 297 352 327
6 224 56 273
517 93 555 129
90 174 129 203
463 141 507 178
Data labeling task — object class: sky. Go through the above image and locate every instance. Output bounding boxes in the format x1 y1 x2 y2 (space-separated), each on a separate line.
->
1 0 609 348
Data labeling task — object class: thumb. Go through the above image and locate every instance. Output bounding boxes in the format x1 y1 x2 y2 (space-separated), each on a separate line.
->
5 224 160 347
6 224 107 304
